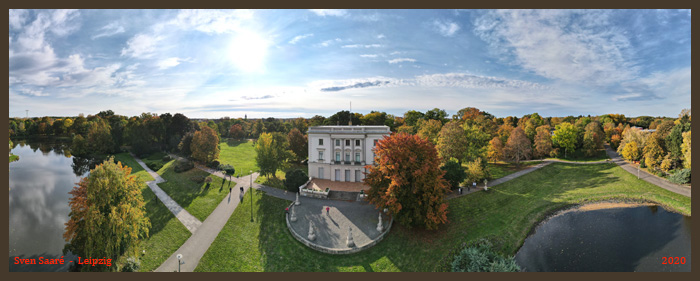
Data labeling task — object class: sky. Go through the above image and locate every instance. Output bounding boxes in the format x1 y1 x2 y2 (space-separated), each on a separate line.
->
8 9 692 119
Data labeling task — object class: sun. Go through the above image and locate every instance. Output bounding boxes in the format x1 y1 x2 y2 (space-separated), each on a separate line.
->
228 30 269 73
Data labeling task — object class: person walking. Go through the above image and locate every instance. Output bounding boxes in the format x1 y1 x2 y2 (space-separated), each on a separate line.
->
326 206 330 215
285 207 289 216
458 187 462 195
472 181 477 191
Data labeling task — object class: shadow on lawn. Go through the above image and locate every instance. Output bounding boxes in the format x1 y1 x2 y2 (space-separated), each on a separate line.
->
226 139 249 147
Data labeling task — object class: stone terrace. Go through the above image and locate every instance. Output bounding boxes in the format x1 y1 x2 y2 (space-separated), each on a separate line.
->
307 178 369 192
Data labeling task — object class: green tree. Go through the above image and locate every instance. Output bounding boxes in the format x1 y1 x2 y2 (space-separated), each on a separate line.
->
464 158 487 183
424 108 448 124
462 123 491 163
364 133 450 230
436 121 468 163
666 123 689 161
284 169 308 192
582 122 604 157
441 157 466 190
416 119 443 145
287 128 308 162
403 110 425 127
63 157 150 272
552 122 578 158
190 126 220 164
255 132 283 178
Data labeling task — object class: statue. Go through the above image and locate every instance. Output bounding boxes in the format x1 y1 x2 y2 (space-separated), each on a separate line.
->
484 179 488 191
308 222 316 241
295 192 301 205
290 206 297 222
346 226 355 247
377 212 384 232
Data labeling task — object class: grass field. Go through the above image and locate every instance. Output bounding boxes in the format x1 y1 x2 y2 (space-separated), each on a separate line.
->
486 161 542 180
158 160 236 221
254 164 308 190
543 148 610 162
112 153 191 272
195 162 690 272
217 139 258 177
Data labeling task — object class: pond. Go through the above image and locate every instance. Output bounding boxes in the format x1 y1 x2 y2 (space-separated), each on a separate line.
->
515 204 691 272
8 140 101 272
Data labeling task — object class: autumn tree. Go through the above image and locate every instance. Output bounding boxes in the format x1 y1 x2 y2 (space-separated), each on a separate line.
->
416 119 443 145
487 137 504 163
255 132 289 178
63 157 150 271
287 128 308 162
190 126 220 164
582 122 604 157
441 157 466 190
620 141 641 162
462 124 491 163
229 124 245 140
464 158 487 184
643 136 665 170
533 125 553 159
552 122 578 158
504 127 532 166
436 121 468 163
364 133 450 230
681 131 691 169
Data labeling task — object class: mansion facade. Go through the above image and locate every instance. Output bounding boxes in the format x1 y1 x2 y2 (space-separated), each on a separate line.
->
307 125 391 182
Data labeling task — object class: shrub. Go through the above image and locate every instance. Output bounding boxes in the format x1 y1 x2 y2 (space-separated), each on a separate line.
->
190 175 206 184
451 239 521 272
208 160 221 169
669 169 691 184
147 162 163 171
162 155 171 162
174 160 194 173
284 169 308 192
120 256 140 272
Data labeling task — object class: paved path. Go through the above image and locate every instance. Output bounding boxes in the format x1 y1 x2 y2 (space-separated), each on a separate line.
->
156 171 260 272
604 145 691 198
131 154 202 233
447 161 553 199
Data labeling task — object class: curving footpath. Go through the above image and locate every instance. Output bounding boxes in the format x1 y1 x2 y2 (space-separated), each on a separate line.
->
131 154 202 233
603 144 690 198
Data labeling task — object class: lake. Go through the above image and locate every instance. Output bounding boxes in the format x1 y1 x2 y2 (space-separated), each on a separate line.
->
515 204 691 272
8 140 94 272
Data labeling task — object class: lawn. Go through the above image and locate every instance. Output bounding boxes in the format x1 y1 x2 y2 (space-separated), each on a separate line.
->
217 139 258 176
112 152 191 272
543 148 610 162
486 161 541 180
158 160 237 222
195 162 690 272
254 163 308 190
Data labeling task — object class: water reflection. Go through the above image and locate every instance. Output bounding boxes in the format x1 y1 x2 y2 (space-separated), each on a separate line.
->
515 206 691 272
8 140 85 272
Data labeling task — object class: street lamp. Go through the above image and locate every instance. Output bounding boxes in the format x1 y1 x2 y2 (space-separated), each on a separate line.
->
250 170 254 222
176 254 183 272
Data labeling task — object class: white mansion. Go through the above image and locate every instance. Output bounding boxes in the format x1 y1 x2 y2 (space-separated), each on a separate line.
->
307 125 391 182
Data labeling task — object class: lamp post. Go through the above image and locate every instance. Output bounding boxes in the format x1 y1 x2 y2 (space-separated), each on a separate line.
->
250 170 254 222
176 254 183 272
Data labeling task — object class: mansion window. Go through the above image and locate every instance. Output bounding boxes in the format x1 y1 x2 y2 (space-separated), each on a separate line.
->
319 139 323 145
336 139 340 146
355 139 360 146
346 139 350 146
355 153 361 162
336 152 341 161
319 151 324 161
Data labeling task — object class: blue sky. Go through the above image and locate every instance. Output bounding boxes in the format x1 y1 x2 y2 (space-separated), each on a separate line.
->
8 9 691 119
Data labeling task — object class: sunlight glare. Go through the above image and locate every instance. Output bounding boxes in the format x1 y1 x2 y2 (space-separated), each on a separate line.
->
228 31 269 73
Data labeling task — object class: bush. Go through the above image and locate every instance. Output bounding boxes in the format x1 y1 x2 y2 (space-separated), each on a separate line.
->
190 175 207 184
174 160 194 173
451 239 520 272
147 162 163 171
120 256 140 272
208 160 221 169
162 155 171 162
669 169 691 184
284 169 308 192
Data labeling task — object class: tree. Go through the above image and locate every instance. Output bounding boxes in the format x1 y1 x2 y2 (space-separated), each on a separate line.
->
681 131 691 169
190 126 220 164
255 132 282 178
582 122 604 157
424 108 448 124
63 157 150 271
552 122 578 158
487 137 504 163
441 157 466 190
284 169 308 192
610 134 622 151
229 124 245 140
462 124 491 164
178 132 195 157
436 121 468 163
287 128 308 162
403 110 425 127
533 125 553 159
666 123 688 161
620 141 641 162
464 158 487 184
361 111 388 125
416 119 443 145
364 133 450 230
504 127 532 166
643 136 665 170
219 164 236 182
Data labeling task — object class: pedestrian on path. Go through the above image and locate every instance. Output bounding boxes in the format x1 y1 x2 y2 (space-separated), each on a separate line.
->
467 184 470 192
459 187 462 195
229 187 232 193
326 206 330 215
240 186 244 193
473 181 476 191
285 207 289 215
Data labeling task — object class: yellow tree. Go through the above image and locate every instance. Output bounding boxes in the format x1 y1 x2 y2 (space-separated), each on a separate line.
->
681 131 691 169
487 137 504 163
643 136 665 170
621 141 641 162
191 126 220 164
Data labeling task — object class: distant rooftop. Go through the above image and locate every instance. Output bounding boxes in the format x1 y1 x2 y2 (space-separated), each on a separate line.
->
308 125 390 134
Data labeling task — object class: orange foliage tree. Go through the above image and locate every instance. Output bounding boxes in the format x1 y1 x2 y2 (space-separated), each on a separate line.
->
364 133 450 230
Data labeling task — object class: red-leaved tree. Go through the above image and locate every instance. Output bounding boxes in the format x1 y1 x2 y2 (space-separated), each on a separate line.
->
364 133 450 230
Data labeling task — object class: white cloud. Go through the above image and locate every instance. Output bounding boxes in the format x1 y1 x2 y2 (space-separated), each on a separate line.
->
342 44 383 48
121 33 162 58
433 19 460 37
474 10 637 85
317 38 341 47
18 87 49 97
377 34 385 39
92 22 125 39
360 54 378 58
157 57 191 70
173 9 254 34
9 9 29 30
309 9 347 17
289 33 313 44
388 58 416 64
